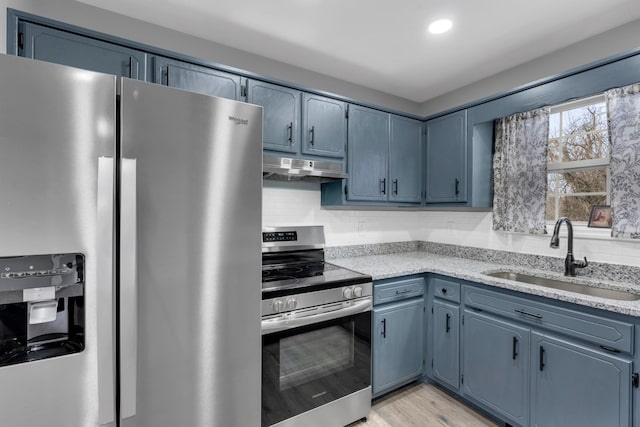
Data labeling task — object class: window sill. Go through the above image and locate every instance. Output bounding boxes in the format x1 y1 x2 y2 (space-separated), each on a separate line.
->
547 222 612 241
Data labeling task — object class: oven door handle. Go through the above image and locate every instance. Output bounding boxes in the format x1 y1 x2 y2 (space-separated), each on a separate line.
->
261 299 372 335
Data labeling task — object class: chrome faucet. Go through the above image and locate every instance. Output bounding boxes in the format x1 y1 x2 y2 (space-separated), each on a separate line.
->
550 217 588 276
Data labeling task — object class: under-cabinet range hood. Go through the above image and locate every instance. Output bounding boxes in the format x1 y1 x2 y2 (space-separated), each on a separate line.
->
263 154 347 181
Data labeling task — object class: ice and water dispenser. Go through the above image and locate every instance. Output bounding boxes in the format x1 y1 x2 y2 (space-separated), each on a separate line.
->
0 253 85 367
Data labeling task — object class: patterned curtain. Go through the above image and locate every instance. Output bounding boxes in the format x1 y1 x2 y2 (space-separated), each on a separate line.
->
605 83 640 239
492 108 549 234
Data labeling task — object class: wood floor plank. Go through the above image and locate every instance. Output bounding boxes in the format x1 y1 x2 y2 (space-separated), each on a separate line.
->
350 382 499 427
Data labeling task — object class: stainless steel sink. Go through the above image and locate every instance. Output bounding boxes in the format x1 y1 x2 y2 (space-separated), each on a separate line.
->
485 271 640 301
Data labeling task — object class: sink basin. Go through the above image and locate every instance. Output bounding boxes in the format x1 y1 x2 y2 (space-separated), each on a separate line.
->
484 271 640 301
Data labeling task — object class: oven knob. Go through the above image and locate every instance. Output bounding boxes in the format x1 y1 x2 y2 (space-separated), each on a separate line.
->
286 298 297 310
272 300 283 313
353 286 363 298
342 287 353 299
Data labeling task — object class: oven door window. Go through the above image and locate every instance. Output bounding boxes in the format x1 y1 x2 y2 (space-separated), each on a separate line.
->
262 311 371 427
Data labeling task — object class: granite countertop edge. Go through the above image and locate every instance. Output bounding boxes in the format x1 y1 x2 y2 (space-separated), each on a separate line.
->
328 251 640 318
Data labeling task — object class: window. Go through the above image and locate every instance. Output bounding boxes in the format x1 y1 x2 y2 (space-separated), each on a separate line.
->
546 94 610 223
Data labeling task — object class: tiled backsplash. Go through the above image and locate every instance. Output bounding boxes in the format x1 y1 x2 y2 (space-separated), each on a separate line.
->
263 182 640 267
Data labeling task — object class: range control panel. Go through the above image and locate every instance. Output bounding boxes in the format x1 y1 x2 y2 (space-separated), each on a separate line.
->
262 231 297 243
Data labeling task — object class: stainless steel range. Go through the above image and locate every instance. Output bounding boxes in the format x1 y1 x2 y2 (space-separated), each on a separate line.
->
261 226 373 427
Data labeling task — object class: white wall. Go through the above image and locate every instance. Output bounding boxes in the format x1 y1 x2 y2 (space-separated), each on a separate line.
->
421 18 640 117
264 182 640 267
0 0 420 115
263 181 425 246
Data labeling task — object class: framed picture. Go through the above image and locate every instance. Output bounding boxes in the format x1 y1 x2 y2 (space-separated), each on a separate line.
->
588 205 612 228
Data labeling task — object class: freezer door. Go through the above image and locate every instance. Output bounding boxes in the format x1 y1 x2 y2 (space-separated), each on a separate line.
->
119 79 262 427
0 54 117 426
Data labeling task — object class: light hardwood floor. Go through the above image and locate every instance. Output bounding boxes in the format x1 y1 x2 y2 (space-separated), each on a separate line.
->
350 382 499 427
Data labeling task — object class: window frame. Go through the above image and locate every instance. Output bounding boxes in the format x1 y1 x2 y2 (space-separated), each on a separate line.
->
546 94 610 226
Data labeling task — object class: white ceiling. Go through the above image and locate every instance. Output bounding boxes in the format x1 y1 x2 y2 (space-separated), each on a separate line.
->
78 0 640 103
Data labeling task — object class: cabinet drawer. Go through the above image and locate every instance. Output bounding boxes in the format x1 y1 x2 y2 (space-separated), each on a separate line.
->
433 277 461 303
464 285 634 353
374 277 424 305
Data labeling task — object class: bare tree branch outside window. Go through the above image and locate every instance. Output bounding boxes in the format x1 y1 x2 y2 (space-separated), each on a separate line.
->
546 97 610 222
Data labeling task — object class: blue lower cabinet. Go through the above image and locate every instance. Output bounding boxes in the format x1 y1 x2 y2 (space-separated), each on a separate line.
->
530 332 632 427
432 299 460 390
462 310 529 427
372 298 424 396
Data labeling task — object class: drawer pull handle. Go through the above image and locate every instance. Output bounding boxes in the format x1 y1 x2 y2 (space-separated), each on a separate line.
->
515 308 543 319
600 345 620 353
441 288 447 294
512 336 518 360
539 346 545 371
395 289 411 295
445 313 451 333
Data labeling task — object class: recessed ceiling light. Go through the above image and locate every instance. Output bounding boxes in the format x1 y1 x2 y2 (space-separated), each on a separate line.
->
428 19 453 34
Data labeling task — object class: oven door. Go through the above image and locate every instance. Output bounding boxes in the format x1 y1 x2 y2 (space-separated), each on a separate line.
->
261 306 371 427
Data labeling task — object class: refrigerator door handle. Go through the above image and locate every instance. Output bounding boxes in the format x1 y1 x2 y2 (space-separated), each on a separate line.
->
97 157 116 425
120 158 138 420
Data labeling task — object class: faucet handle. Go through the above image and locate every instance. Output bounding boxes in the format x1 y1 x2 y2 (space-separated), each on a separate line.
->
574 257 588 269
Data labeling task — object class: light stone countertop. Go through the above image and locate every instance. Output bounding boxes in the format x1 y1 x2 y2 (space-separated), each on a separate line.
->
329 251 640 318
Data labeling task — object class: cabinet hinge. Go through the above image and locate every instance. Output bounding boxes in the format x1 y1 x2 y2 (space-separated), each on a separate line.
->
461 375 464 385
345 105 349 119
462 315 465 325
344 185 348 195
633 373 639 388
240 84 248 98
431 359 433 368
18 32 24 51
431 307 434 314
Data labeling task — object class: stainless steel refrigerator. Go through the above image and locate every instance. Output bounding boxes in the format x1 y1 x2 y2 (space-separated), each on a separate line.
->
0 53 262 427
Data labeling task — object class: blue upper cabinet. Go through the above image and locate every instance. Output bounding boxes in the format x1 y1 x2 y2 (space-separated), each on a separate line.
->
389 116 423 203
301 94 347 158
248 80 300 154
347 106 389 201
325 106 422 205
153 57 241 100
18 22 146 79
425 110 468 203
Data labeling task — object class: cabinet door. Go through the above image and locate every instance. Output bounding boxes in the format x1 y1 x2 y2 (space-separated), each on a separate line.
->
425 110 467 203
530 332 632 427
19 22 146 79
347 106 389 201
373 299 424 395
389 116 422 203
463 310 529 426
301 94 347 158
432 300 460 390
154 57 241 100
248 81 300 154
